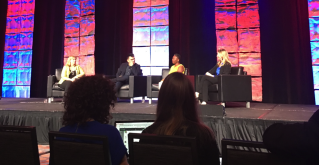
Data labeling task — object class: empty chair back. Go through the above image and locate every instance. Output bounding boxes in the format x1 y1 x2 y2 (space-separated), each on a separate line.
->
55 68 63 81
162 69 170 79
128 133 199 165
0 126 40 165
222 139 300 165
230 67 244 75
49 131 111 165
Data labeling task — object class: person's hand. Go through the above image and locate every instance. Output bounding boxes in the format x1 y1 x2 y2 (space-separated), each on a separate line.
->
71 78 76 82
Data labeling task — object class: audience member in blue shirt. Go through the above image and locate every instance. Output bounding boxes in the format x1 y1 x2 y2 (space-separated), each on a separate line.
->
196 48 231 105
56 75 128 165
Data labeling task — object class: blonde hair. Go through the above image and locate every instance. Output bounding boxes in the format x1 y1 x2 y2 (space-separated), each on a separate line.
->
217 49 231 66
65 56 77 67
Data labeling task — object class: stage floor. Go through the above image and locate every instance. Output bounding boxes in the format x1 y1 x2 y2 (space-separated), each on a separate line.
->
0 98 318 122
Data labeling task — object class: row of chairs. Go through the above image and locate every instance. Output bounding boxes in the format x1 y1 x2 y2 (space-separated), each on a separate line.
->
0 125 297 165
47 67 252 107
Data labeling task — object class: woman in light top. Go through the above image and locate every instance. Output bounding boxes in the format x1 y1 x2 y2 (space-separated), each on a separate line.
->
58 56 85 93
196 49 231 105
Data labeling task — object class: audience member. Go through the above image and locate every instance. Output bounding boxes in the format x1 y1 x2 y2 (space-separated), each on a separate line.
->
58 75 128 165
142 72 220 165
263 110 319 164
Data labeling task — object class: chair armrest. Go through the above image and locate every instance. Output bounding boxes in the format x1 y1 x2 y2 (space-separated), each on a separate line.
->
218 75 252 102
47 75 57 97
128 76 147 97
147 76 162 97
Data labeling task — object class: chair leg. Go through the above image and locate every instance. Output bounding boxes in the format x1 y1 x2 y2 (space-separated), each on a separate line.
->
51 97 54 102
48 98 51 103
130 98 133 104
142 97 145 103
149 98 152 104
246 102 250 108
221 102 225 107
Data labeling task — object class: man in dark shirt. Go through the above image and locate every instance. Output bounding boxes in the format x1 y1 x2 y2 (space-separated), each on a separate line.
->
112 53 142 93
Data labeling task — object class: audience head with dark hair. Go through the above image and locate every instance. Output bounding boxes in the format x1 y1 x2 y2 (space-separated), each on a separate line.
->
62 75 116 126
142 72 220 165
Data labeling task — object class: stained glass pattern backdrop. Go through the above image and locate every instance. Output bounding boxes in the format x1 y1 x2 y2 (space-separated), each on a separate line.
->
2 0 35 98
64 0 95 76
133 0 169 75
215 0 262 101
309 0 319 104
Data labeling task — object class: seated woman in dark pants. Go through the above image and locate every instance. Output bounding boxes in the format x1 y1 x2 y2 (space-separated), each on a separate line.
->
196 49 231 105
58 56 85 95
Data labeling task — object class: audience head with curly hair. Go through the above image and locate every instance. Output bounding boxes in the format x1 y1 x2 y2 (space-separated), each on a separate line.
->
62 75 116 126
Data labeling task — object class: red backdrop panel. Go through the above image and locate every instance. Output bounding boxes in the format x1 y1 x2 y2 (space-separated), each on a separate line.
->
216 30 238 53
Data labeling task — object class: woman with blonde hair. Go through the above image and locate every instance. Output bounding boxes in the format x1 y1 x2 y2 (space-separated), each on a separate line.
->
58 56 85 94
196 48 231 105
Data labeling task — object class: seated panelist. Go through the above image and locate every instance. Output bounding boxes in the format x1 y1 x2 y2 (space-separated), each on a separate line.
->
112 53 142 93
196 49 231 105
58 56 85 94
159 53 185 88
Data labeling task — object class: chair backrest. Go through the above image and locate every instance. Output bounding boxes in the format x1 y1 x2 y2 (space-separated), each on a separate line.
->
230 67 244 75
49 131 111 165
128 133 199 165
162 69 170 79
55 68 63 81
222 139 300 165
0 126 40 165
184 68 189 75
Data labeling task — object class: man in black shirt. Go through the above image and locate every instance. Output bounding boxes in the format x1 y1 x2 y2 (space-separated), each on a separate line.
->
112 53 142 93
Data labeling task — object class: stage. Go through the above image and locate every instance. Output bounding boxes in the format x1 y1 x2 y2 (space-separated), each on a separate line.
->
0 98 318 151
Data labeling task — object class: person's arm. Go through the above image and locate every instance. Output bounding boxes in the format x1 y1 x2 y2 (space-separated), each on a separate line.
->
116 64 124 78
75 65 85 78
208 65 218 75
177 65 184 73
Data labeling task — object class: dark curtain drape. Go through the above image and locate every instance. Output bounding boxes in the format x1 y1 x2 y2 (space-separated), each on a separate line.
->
259 0 315 104
30 0 65 97
0 0 8 98
95 0 133 75
169 0 217 75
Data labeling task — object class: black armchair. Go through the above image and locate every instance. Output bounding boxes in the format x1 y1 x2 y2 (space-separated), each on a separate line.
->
147 69 170 104
47 68 64 103
196 67 252 108
117 75 147 103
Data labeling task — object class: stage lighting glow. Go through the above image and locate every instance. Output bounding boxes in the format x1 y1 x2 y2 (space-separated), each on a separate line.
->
79 55 95 76
151 6 168 26
3 51 18 69
64 37 80 57
19 50 32 68
239 53 261 76
133 47 151 66
20 15 34 33
133 7 151 27
80 35 94 55
81 0 95 16
3 69 17 85
215 0 235 6
140 67 151 76
134 0 150 7
7 1 20 17
215 7 236 29
133 27 151 46
228 53 238 67
21 0 35 16
150 46 169 66
19 33 33 50
311 42 319 65
15 86 30 98
6 16 20 34
308 0 319 18
65 0 80 18
17 67 31 85
310 18 319 41
237 0 258 5
151 26 168 45
65 17 80 37
313 66 319 89
216 30 238 53
252 77 262 101
237 4 260 28
5 33 20 51
151 0 169 6
80 15 95 36
238 29 260 52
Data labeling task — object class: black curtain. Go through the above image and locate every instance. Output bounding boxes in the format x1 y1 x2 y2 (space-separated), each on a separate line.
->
95 0 133 75
30 0 65 97
169 0 217 75
0 0 8 98
259 0 315 104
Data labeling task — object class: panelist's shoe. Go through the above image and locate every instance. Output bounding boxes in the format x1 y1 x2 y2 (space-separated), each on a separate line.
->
195 92 199 98
201 101 207 105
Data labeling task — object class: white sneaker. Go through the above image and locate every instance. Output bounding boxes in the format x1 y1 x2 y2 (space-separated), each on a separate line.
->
201 101 207 105
195 92 199 98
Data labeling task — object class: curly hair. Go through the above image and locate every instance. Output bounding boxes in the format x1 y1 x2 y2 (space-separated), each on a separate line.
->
62 75 116 126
